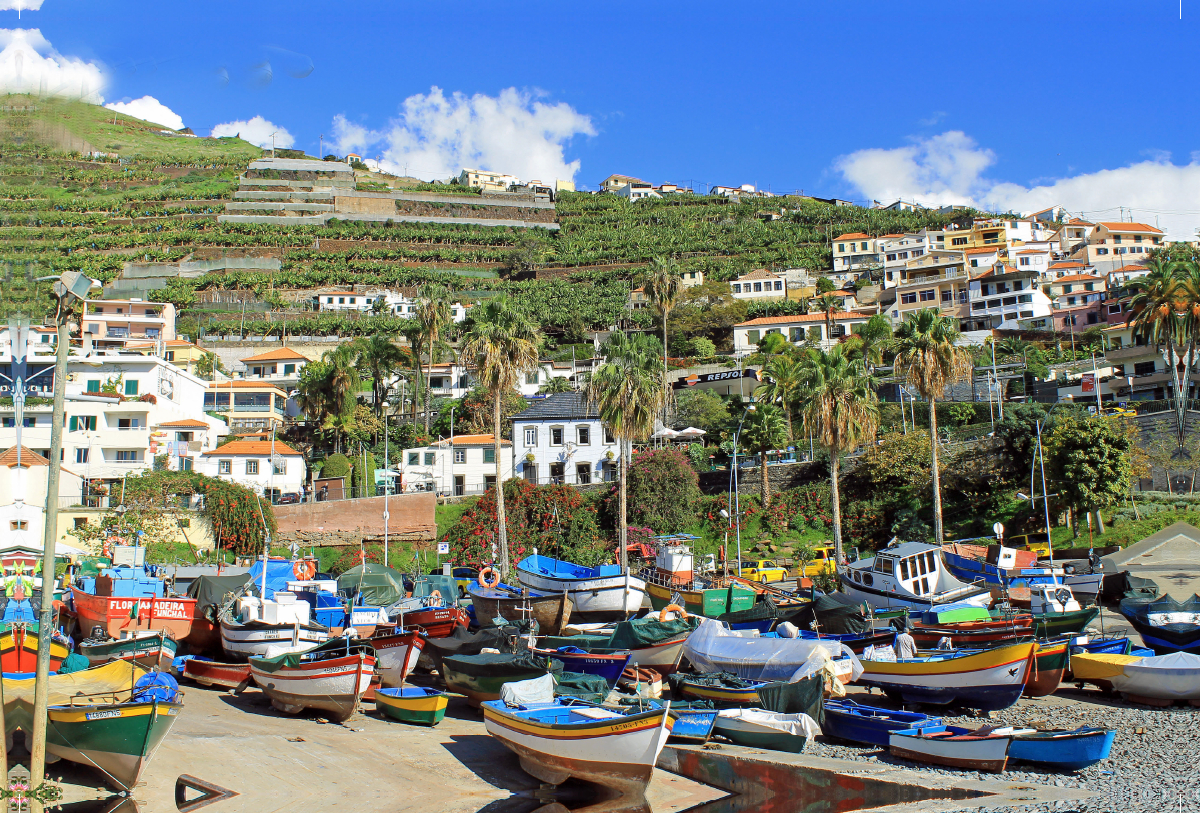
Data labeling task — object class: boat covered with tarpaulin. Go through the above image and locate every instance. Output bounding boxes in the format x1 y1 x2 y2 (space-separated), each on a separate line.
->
681 619 863 683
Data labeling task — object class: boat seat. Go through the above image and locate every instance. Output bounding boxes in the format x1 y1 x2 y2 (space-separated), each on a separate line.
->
571 707 624 721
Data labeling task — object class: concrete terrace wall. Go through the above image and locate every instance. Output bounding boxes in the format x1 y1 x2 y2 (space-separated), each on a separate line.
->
272 492 437 546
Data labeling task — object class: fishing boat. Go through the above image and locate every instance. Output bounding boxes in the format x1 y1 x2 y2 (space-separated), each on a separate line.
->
468 580 573 635
888 725 1013 772
822 699 945 747
859 641 1036 710
1072 651 1200 705
531 647 630 686
682 618 861 682
667 706 718 743
940 540 1068 595
0 624 66 673
375 687 448 726
1007 727 1116 770
910 616 1034 648
839 542 991 612
249 637 376 722
713 708 820 753
78 629 177 671
394 605 469 638
482 697 672 795
637 538 757 616
619 666 663 699
1119 594 1200 655
220 592 331 660
538 615 699 675
674 673 767 706
442 651 557 706
366 628 427 688
70 565 200 641
1024 639 1069 697
517 553 646 621
795 629 897 655
181 658 251 690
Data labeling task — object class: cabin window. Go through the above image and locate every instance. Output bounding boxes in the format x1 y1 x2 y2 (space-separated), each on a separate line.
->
917 555 928 576
926 551 937 573
899 559 910 581
874 557 894 576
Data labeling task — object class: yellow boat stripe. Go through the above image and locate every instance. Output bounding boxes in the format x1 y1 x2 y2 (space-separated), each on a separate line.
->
47 704 167 723
483 708 667 739
377 695 447 713
863 643 1034 676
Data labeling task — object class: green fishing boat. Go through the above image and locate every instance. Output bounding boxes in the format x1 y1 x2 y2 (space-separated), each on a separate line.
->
644 579 756 616
441 652 557 706
78 630 177 671
46 699 183 790
376 687 448 726
1029 606 1100 638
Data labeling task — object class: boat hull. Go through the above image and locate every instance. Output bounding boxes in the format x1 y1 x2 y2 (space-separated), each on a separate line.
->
71 588 198 641
535 648 630 685
1030 607 1099 638
249 652 374 722
822 700 945 747
220 618 331 660
80 634 177 671
838 577 992 613
392 607 468 638
441 657 549 706
469 589 573 636
0 627 66 673
713 716 806 752
1024 641 1069 698
368 630 426 688
45 700 183 791
889 728 1009 772
668 708 717 743
483 702 671 796
182 659 251 690
375 687 448 726
643 579 756 617
677 678 763 707
860 642 1035 710
1008 728 1115 770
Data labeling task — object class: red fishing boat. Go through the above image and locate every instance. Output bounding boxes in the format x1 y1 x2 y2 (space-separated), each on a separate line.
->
910 616 1034 648
395 606 468 638
368 629 427 687
182 658 252 690
70 588 201 642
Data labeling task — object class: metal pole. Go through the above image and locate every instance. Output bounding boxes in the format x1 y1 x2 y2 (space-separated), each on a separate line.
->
29 315 68 795
1092 351 1103 415
1037 421 1054 567
992 337 1003 420
383 407 389 567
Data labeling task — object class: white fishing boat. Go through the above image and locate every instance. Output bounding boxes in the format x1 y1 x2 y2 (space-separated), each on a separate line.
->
220 593 331 660
249 637 376 722
1072 651 1200 704
840 541 991 611
859 641 1035 711
889 725 1014 772
713 708 821 753
516 553 646 621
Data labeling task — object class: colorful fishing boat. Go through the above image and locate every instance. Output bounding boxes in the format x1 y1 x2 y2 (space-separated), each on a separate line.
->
46 695 183 790
467 581 573 635
713 708 820 753
889 725 1013 772
638 540 756 616
538 615 699 675
375 686 448 726
674 673 766 706
859 641 1036 710
1007 727 1116 770
220 593 331 660
0 625 66 673
70 556 202 642
442 652 556 706
1119 594 1200 655
532 647 630 686
482 697 673 795
78 629 177 671
394 606 469 638
1071 651 1200 705
366 628 426 688
517 553 646 621
910 616 1034 648
248 638 376 722
939 541 1066 594
840 542 992 612
822 699 945 747
181 658 251 690
1024 639 1069 698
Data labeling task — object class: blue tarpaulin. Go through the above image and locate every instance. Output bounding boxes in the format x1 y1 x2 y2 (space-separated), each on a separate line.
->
247 559 297 600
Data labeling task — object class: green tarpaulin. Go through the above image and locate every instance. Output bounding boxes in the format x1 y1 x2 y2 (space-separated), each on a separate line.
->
541 616 699 653
249 638 376 673
756 674 825 726
186 574 253 623
554 671 609 703
338 563 407 607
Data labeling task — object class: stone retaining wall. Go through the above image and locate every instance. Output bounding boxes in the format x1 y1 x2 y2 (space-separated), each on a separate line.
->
272 492 436 545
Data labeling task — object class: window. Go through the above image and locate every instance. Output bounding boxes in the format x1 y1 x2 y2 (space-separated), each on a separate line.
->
919 289 936 302
887 253 897 261
951 237 967 246
789 327 804 341
1097 248 1109 255
245 460 259 475
484 475 496 489
603 462 617 482
424 452 436 466
124 380 138 396
577 425 590 445
1019 257 1030 266
454 449 466 464
604 427 615 444
753 282 762 292
86 380 100 394
273 460 286 475
75 448 89 464
837 243 845 252
901 292 917 304
773 281 783 291
218 459 231 474
732 284 741 293
524 427 537 446
860 242 868 251
454 475 464 497
970 258 979 267
550 427 564 446
1002 296 1017 306
1087 313 1099 324
941 290 952 302
1108 303 1122 315
1134 361 1156 376
284 364 295 375
408 452 419 465
524 463 537 483
576 463 592 484
1085 283 1095 292
165 351 175 361
746 330 760 344
10 521 26 532
483 448 496 464
1114 235 1122 243
1019 310 1034 319
525 372 539 385
73 517 88 529
116 451 140 462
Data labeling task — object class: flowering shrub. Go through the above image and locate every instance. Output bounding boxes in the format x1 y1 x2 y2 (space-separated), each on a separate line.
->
601 448 700 533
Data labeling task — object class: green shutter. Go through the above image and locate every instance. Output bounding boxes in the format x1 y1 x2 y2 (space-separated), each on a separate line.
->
483 448 496 464
125 380 138 396
69 416 77 431
86 380 100 393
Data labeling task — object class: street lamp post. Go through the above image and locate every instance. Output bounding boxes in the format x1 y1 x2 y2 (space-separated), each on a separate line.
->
730 404 756 575
382 400 390 567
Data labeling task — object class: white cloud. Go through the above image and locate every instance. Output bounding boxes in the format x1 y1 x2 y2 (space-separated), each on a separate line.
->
0 1 46 11
333 86 595 182
210 116 293 149
836 131 1199 239
0 28 104 102
104 95 183 130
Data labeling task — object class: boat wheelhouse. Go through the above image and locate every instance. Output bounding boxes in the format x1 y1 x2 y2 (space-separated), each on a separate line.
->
840 541 991 611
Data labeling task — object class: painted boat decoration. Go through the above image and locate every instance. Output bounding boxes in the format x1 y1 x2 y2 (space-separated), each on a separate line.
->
1007 727 1116 770
1024 639 1069 698
888 725 1013 772
532 647 630 686
442 652 556 706
467 582 573 635
482 697 673 795
249 638 376 722
79 630 177 671
1119 594 1200 655
674 673 767 706
47 697 183 791
375 686 448 726
840 542 991 612
70 586 199 642
517 554 646 621
0 625 66 673
821 699 945 747
859 641 1036 710
219 593 331 661
713 708 820 753
1072 651 1200 705
181 658 250 690
366 628 426 688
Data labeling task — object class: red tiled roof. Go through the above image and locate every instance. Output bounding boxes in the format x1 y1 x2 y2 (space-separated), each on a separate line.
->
737 268 780 281
963 247 999 255
1015 249 1047 254
433 434 512 447
737 312 866 327
833 233 870 241
1054 274 1103 283
1068 218 1093 225
1050 261 1087 269
240 347 311 363
0 446 48 467
155 419 211 428
203 440 302 456
1096 222 1163 234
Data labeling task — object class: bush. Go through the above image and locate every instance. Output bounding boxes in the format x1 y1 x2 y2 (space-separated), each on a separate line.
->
321 454 351 478
690 336 716 358
606 448 701 533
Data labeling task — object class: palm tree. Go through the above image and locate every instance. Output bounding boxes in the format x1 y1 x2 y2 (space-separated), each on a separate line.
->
644 256 683 424
461 296 540 578
417 284 453 433
355 334 406 414
401 320 427 423
754 354 802 441
740 404 789 509
538 376 573 395
891 308 973 543
1127 259 1188 451
811 293 842 341
325 344 361 416
587 331 667 570
846 313 893 372
795 345 879 562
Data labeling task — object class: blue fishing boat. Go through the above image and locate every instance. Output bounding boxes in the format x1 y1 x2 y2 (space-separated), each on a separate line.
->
530 646 630 686
795 629 897 655
516 553 645 621
822 699 946 747
1119 594 1200 655
668 707 718 743
1070 636 1132 656
1007 727 1116 771
940 541 1065 593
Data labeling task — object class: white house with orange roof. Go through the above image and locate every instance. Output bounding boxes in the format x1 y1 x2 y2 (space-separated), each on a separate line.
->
0 446 84 547
204 381 290 431
197 438 306 500
152 418 224 472
832 233 881 274
1052 218 1094 255
733 312 873 355
1047 260 1092 280
966 262 1053 330
878 233 928 287
1046 273 1106 309
397 434 512 497
238 346 312 382
1085 222 1165 272
730 269 786 300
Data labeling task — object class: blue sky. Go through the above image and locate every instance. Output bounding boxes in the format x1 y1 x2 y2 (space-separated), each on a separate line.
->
8 1 1200 234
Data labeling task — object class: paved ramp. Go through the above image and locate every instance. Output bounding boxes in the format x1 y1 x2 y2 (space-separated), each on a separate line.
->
1103 521 1200 599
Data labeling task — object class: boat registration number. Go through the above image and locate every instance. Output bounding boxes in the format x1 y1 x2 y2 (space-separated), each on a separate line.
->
261 630 281 639
85 711 121 721
168 707 181 715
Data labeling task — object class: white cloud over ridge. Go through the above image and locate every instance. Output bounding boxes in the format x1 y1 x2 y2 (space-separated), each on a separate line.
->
210 116 293 149
0 28 104 102
333 86 595 182
0 1 46 12
104 95 182 130
836 131 1198 239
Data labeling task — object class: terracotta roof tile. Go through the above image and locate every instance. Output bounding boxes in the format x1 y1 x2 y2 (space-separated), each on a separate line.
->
736 312 867 327
1054 274 1103 283
737 268 781 281
155 419 211 428
1050 261 1087 269
1015 249 1047 254
1096 222 1163 234
203 440 302 456
240 347 311 363
833 233 870 241
963 247 999 255
433 434 512 447
0 446 48 467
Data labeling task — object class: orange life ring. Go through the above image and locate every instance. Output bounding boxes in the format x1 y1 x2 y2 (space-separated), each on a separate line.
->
478 567 501 589
659 603 689 622
292 559 317 581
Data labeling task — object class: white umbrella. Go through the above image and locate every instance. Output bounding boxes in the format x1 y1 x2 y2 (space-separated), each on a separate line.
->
676 427 706 438
652 427 680 439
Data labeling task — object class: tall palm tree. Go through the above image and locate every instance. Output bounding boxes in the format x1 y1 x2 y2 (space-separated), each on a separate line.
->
891 308 973 543
795 345 879 562
644 257 683 424
1127 258 1188 451
811 293 842 341
462 296 540 578
417 284 453 433
846 313 893 373
355 334 406 414
740 404 789 509
401 320 427 423
587 331 667 570
754 354 802 441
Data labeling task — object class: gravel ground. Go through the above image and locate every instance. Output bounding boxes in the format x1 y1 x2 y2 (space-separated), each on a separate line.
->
803 686 1198 813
